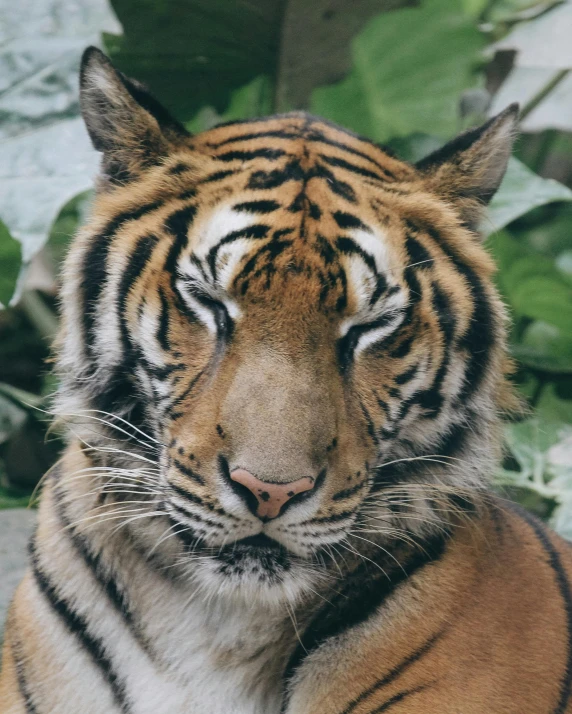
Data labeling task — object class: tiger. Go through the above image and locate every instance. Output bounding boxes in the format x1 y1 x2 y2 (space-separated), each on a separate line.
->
1 44 571 714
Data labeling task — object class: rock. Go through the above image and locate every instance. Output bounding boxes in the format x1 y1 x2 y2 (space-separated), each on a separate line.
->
0 508 36 643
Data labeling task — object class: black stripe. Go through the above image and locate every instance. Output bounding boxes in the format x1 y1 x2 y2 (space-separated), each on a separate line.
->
233 200 281 215
359 399 380 447
332 481 367 501
368 684 432 714
369 275 389 306
165 514 206 550
11 633 40 714
169 482 240 520
336 236 377 274
411 281 456 418
395 364 418 386
283 532 448 702
30 540 131 712
247 159 304 190
167 368 205 412
338 311 402 373
82 200 163 354
338 632 443 714
172 458 205 485
315 163 358 203
206 224 270 279
308 131 396 179
163 204 197 275
233 232 294 289
157 286 171 351
390 332 415 359
424 227 494 400
405 235 432 268
511 505 572 714
208 129 301 147
117 234 159 354
167 162 191 175
333 211 371 232
168 501 224 530
201 169 236 184
216 148 286 162
300 510 355 526
320 154 386 182
53 489 154 659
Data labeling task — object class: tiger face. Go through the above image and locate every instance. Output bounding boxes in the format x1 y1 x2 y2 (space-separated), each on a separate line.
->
56 48 517 604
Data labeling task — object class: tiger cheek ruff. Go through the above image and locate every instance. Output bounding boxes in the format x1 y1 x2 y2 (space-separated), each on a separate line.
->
2 46 572 714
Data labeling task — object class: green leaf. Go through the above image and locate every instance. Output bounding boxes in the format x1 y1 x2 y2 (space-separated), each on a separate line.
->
537 384 572 425
186 75 274 134
0 0 119 305
107 0 409 121
513 203 572 259
484 157 572 235
310 0 486 143
556 250 572 284
510 273 572 332
512 321 572 374
0 221 21 307
488 231 572 332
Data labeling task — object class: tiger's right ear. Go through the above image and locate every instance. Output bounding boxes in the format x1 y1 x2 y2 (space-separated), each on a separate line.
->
80 47 190 182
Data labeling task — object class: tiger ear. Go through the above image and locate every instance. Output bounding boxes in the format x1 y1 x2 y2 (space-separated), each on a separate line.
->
416 104 519 230
79 46 190 182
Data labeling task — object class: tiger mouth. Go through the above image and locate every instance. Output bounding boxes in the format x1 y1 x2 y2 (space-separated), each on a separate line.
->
214 534 292 574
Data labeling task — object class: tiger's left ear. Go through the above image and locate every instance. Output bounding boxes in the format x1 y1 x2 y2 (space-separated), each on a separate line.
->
416 104 519 230
80 46 190 183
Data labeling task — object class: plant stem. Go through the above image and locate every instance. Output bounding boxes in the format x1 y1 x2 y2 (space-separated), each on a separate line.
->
520 69 569 121
20 291 58 342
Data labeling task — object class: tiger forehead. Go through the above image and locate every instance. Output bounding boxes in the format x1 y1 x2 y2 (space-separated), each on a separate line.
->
192 112 411 181
169 114 413 307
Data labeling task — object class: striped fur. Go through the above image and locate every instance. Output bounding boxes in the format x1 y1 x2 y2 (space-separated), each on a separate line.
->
2 47 571 713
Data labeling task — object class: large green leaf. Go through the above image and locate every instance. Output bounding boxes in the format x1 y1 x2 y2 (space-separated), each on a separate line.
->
489 230 572 332
0 0 119 305
513 321 572 374
106 0 409 122
310 0 486 142
484 157 572 235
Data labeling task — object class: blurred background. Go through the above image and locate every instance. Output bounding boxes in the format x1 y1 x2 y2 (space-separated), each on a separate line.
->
1 0 572 535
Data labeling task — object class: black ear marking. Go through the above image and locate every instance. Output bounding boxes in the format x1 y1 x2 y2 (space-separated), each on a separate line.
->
79 46 190 181
416 104 519 229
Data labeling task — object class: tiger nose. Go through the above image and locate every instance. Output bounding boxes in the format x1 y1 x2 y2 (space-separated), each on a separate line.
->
230 468 316 520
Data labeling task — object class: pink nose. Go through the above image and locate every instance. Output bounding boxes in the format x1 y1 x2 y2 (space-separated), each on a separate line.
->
230 468 316 520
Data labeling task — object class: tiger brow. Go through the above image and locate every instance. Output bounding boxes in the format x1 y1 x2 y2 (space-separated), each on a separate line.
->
208 130 301 148
307 131 395 176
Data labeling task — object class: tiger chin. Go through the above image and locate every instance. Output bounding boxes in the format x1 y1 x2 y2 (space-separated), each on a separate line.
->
2 46 572 714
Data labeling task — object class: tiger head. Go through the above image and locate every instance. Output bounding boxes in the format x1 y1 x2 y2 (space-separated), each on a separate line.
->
55 48 517 604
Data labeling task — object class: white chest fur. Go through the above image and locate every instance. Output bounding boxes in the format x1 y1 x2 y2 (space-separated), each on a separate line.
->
144 595 290 714
38 486 299 714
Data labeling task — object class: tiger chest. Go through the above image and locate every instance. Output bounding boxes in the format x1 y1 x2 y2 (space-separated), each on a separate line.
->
119 593 291 714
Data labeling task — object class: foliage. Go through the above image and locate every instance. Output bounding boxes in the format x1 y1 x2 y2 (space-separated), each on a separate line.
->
311 0 487 142
1 0 572 533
